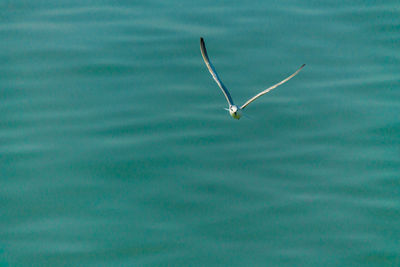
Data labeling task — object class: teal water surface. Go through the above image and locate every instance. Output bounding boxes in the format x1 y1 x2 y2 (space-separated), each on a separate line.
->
1 1 400 266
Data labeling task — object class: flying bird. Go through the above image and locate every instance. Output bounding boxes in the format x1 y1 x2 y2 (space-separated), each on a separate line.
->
200 37 305 120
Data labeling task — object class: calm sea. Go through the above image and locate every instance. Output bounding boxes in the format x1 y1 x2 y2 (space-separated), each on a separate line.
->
1 0 400 266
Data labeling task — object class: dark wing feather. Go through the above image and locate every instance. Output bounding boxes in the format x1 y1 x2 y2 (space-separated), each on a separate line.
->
200 37 234 106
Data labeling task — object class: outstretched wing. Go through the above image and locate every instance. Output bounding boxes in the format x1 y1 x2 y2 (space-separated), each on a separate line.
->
240 64 305 110
200 37 234 106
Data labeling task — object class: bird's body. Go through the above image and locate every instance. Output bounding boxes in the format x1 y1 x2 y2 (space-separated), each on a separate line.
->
200 37 305 120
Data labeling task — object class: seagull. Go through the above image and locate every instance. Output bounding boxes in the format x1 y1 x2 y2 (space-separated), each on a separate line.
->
200 37 305 120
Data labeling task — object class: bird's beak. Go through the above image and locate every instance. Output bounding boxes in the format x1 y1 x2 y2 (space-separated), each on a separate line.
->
224 108 229 111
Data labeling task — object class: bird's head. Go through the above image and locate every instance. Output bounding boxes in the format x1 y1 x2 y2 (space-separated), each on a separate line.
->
228 105 242 120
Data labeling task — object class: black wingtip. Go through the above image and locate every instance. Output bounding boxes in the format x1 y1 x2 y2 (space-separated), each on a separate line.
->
301 64 306 68
200 37 207 55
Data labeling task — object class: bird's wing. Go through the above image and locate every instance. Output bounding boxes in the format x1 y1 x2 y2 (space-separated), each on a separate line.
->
200 37 234 106
240 64 305 110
